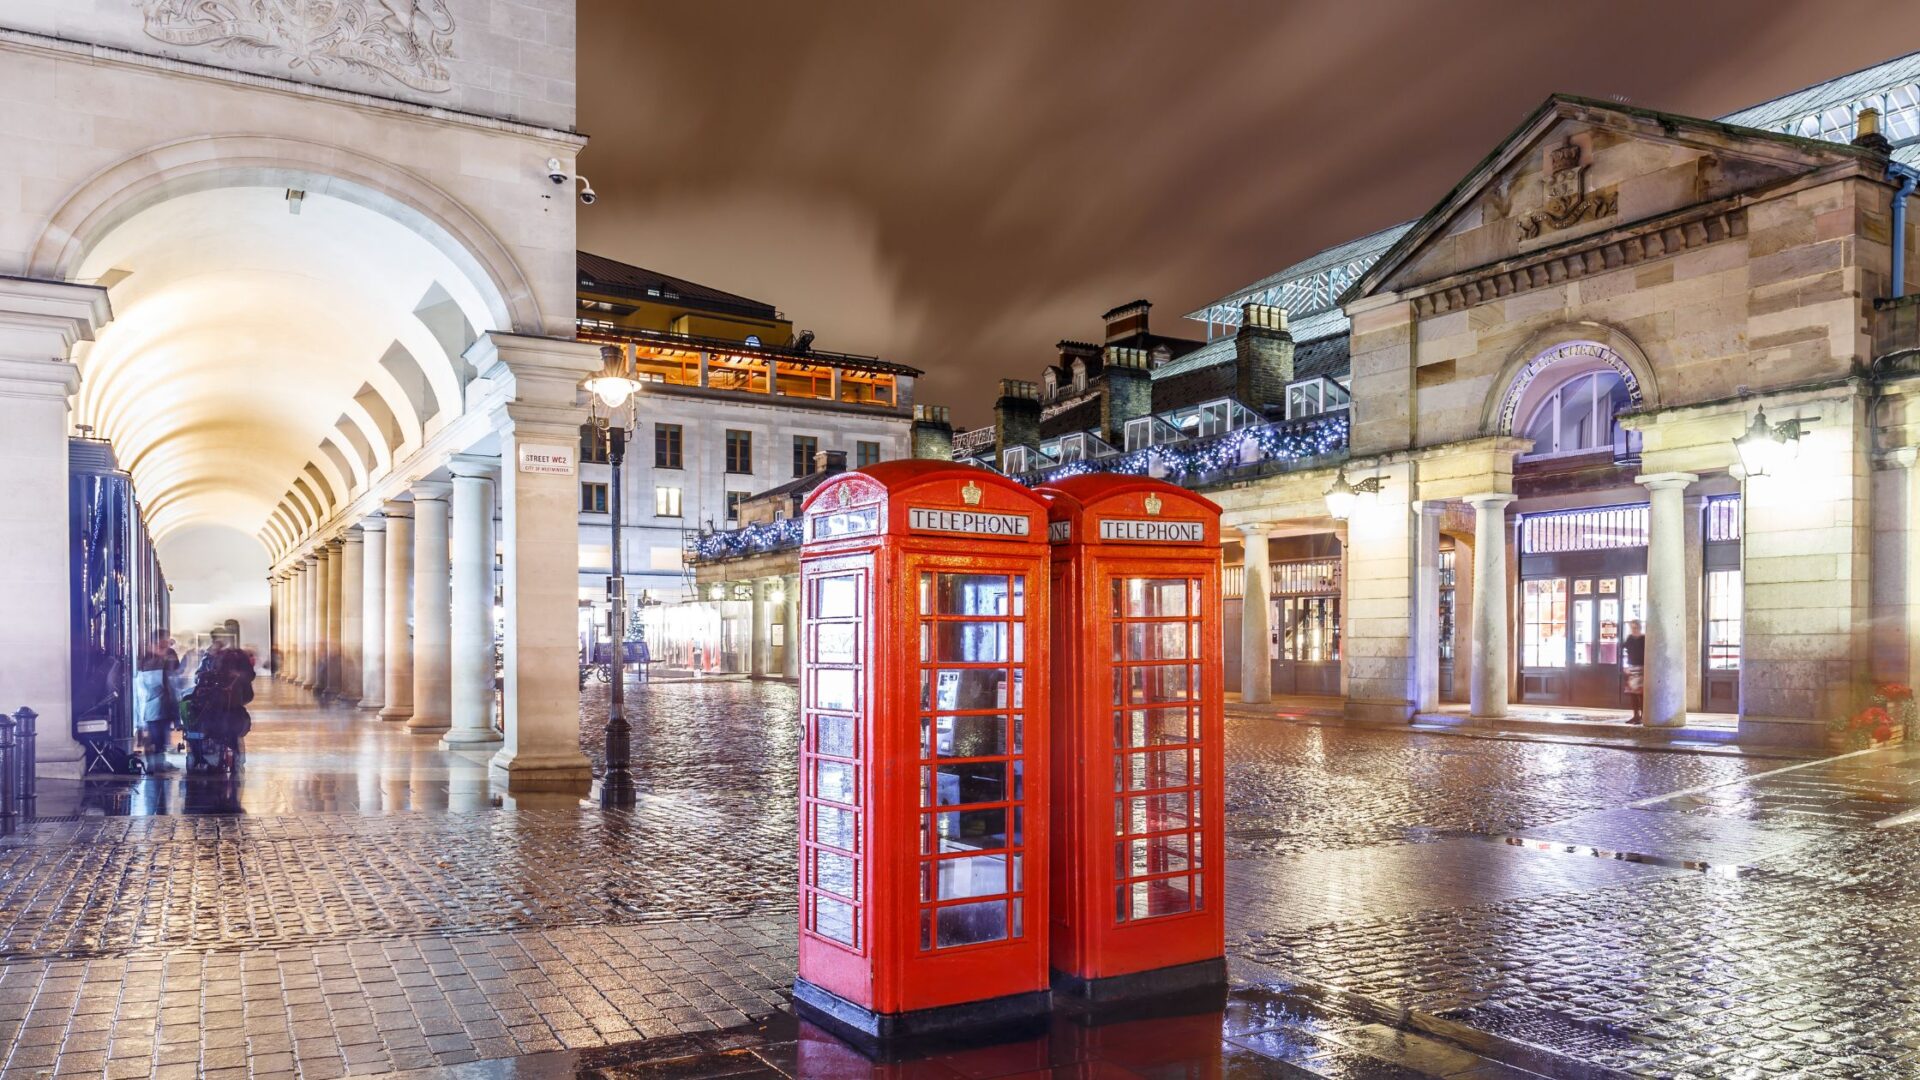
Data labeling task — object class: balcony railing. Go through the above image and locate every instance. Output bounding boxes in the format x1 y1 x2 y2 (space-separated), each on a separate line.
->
690 518 804 564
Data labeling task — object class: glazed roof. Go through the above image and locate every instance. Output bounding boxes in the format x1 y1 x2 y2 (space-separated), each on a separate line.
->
577 252 780 320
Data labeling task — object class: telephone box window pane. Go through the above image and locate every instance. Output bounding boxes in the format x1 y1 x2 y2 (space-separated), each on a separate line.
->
1118 793 1192 834
814 623 857 665
1123 665 1193 704
815 850 857 900
1118 878 1193 921
1119 749 1192 792
925 668 1011 711
815 714 855 758
1123 622 1192 661
1117 707 1189 748
934 854 1009 900
929 715 1008 758
1115 578 1190 618
815 896 856 946
815 805 856 851
814 760 856 804
928 574 1011 615
935 622 1009 663
816 669 858 712
935 900 1009 948
931 762 1007 806
931 808 1008 851
815 577 859 619
1117 834 1193 877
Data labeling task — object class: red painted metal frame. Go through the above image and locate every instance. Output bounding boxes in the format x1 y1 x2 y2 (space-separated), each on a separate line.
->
798 461 1053 1018
1037 474 1224 987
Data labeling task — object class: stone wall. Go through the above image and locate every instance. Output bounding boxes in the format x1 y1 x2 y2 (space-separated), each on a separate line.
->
2 0 576 131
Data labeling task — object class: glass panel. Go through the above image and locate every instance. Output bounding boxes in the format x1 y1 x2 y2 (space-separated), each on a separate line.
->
815 669 856 712
815 896 855 946
1620 574 1647 625
925 668 1011 711
814 623 856 665
1123 622 1192 661
815 714 855 758
1118 878 1193 921
929 715 1008 758
1572 598 1594 664
935 900 1008 948
931 762 1007 806
928 574 1010 616
815 850 857 899
1116 707 1190 748
933 854 1008 900
814 760 856 804
1117 578 1190 618
1596 599 1620 665
1117 834 1194 877
1123 665 1193 704
1119 749 1191 791
1557 373 1597 450
930 808 1008 852
1117 793 1192 834
815 576 858 619
1707 569 1742 671
815 805 856 851
1522 578 1569 669
935 622 1008 663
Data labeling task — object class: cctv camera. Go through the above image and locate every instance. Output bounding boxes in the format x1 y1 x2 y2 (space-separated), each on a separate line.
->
578 177 597 205
545 157 567 185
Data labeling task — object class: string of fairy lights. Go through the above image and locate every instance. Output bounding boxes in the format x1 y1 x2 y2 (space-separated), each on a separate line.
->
690 412 1350 563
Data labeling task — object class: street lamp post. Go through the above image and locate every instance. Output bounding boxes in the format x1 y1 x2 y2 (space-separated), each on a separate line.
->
587 345 642 809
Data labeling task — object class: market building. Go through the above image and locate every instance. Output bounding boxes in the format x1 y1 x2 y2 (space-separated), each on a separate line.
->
939 51 1920 746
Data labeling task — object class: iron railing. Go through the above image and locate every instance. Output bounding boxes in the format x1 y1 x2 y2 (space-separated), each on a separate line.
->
0 707 38 837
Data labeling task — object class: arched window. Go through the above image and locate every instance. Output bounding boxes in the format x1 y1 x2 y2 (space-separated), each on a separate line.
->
1521 369 1630 456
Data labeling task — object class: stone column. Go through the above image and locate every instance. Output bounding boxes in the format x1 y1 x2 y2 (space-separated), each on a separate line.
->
340 529 364 704
324 539 345 697
474 333 598 788
1411 501 1443 713
409 483 453 734
1683 494 1706 712
318 546 336 691
380 501 415 722
289 567 304 683
1466 494 1515 720
1238 525 1273 704
359 516 387 710
750 578 770 677
303 553 321 688
781 573 801 679
1639 472 1699 728
444 460 502 748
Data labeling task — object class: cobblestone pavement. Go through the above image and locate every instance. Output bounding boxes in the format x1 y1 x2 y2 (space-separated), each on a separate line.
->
1 678 1914 1077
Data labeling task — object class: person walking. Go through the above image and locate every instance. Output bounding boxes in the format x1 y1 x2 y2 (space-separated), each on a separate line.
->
134 630 180 772
1622 619 1646 725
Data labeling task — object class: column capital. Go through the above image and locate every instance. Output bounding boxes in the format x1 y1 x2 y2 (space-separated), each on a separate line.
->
360 514 387 534
304 552 321 566
381 499 413 519
411 480 453 502
1462 493 1517 511
342 526 364 545
1410 499 1447 516
0 276 112 364
448 454 500 480
1636 471 1700 492
1235 522 1273 539
324 536 345 552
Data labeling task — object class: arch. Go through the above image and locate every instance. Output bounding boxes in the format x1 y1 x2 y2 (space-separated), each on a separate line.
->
1481 322 1661 437
30 134 538 334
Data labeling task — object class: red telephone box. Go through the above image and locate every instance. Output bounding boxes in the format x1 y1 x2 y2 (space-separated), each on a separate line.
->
794 460 1053 1041
1037 474 1225 1000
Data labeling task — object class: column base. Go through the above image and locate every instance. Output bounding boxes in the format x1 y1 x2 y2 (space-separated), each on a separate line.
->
1343 700 1414 726
406 714 451 734
793 978 1050 1051
489 747 593 791
357 699 384 711
1051 957 1226 1004
378 704 412 722
440 729 503 749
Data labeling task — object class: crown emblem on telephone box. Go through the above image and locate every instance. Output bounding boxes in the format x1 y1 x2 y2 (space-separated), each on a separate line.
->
961 481 983 506
1144 493 1163 516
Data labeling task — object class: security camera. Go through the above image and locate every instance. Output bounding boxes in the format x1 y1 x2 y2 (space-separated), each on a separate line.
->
545 157 567 185
577 176 597 205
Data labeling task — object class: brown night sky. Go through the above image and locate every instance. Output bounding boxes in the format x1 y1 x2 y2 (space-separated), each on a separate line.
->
577 1 1920 428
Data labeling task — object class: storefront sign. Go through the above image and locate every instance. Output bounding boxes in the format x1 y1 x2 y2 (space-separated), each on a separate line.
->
517 443 576 475
1099 518 1205 543
908 507 1030 538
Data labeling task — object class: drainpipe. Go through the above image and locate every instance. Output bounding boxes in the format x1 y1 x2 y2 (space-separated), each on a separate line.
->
1889 162 1918 300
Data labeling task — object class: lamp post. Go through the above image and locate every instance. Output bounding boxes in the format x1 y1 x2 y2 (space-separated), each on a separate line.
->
586 345 643 809
1323 464 1383 521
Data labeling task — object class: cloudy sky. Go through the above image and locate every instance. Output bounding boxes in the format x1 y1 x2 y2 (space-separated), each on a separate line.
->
577 0 1920 426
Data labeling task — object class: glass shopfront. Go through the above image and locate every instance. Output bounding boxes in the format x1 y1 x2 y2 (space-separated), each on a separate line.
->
1518 505 1648 707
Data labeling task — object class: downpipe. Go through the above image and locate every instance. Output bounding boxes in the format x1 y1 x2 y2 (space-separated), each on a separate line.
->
1889 162 1918 299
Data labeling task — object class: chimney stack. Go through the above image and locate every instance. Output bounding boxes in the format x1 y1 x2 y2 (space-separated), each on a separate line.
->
813 449 848 475
911 404 954 460
993 379 1042 467
1235 303 1294 412
1101 300 1152 343
1101 346 1153 447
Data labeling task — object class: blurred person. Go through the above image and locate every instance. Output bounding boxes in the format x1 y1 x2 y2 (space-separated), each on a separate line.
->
134 630 179 772
1622 620 1646 725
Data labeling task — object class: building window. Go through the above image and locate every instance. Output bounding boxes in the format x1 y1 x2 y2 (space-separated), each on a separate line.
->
726 490 751 521
1437 548 1456 666
1705 495 1741 542
1124 418 1150 452
793 435 819 477
580 482 608 514
1520 504 1649 554
856 441 881 468
1002 446 1032 474
726 430 753 474
655 423 683 469
579 424 609 465
1521 578 1569 669
1521 370 1630 456
654 486 682 518
1706 570 1742 671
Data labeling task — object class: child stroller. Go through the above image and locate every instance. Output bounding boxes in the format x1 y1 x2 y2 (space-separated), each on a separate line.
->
184 649 253 775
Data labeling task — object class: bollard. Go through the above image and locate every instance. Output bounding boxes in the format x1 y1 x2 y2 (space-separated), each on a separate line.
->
0 712 15 838
12 707 35 821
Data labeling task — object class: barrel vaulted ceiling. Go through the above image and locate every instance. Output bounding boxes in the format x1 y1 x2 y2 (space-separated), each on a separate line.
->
71 186 492 558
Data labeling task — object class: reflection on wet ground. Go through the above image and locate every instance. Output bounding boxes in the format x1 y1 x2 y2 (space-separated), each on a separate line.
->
6 680 1920 1077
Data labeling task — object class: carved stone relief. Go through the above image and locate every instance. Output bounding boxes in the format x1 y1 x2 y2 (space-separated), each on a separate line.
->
140 0 457 93
1517 138 1618 241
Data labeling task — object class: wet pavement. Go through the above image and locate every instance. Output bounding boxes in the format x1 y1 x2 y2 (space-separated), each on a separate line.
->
3 679 1919 1077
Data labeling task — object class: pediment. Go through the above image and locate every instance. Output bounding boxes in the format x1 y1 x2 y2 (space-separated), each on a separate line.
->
1352 96 1878 302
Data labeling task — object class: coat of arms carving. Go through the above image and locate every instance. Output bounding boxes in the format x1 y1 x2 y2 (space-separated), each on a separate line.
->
141 0 457 94
1517 138 1617 241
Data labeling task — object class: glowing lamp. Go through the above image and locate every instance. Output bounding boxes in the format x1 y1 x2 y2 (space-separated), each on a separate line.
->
584 345 642 413
1732 407 1808 478
1323 465 1382 521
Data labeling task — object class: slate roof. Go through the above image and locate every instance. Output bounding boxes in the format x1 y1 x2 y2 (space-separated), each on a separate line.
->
578 252 780 320
1038 396 1103 439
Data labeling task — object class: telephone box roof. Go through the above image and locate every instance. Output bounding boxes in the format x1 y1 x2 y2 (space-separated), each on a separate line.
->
1036 473 1222 520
